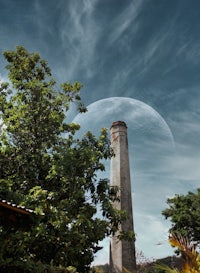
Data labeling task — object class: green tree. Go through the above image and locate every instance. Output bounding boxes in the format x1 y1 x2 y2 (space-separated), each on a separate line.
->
0 46 124 273
162 189 200 246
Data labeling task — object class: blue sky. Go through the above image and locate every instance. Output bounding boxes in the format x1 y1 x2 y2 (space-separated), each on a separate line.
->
1 0 200 264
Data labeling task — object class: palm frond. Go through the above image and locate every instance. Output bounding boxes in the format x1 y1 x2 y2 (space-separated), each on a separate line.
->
154 263 179 273
169 233 200 273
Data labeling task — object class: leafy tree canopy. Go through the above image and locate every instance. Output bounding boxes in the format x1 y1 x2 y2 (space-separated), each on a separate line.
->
0 46 125 273
162 188 200 247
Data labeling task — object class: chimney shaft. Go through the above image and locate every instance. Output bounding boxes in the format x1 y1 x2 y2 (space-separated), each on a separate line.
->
110 121 136 273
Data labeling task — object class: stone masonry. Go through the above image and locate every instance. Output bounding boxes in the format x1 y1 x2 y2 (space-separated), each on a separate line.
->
109 121 136 273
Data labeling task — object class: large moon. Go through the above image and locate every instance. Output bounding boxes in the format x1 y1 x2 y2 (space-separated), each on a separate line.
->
72 97 174 176
72 97 175 260
73 97 174 141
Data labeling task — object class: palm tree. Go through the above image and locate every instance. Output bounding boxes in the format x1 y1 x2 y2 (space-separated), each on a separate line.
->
156 233 200 273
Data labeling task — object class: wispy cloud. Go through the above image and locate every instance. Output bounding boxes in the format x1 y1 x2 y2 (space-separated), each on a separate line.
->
135 212 173 259
58 0 100 79
135 19 178 80
108 0 144 45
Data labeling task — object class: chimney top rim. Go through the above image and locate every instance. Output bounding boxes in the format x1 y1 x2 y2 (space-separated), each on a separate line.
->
110 121 127 129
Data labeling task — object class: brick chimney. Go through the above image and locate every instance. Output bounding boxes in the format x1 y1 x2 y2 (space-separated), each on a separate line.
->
110 121 136 273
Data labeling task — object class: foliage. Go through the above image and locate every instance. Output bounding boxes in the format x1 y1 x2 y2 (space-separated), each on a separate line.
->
155 233 200 273
162 189 200 247
0 259 77 273
136 249 155 273
117 230 135 242
0 46 125 272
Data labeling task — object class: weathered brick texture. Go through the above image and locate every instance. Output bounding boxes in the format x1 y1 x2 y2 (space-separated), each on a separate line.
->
110 121 137 273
